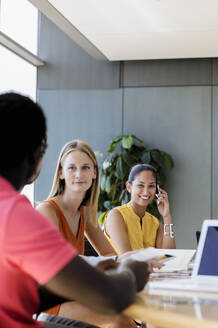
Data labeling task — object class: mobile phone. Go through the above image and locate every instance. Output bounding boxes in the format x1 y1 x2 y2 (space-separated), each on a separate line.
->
155 184 160 199
158 254 175 263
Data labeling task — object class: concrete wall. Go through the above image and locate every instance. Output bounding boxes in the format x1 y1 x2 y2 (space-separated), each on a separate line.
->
36 14 218 248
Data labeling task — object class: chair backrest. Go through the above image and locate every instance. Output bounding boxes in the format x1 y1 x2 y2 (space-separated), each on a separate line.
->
196 230 201 245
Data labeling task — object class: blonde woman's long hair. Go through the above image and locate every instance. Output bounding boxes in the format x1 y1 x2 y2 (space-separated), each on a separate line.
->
48 140 99 226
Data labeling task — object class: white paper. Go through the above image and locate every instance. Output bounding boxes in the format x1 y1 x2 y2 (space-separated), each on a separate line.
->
119 248 196 272
119 247 165 262
153 249 196 272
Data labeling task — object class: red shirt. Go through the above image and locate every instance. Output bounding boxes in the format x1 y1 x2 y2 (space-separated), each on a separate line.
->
0 177 77 327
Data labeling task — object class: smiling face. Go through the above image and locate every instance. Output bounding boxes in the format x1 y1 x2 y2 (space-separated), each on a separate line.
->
126 170 156 208
59 150 96 195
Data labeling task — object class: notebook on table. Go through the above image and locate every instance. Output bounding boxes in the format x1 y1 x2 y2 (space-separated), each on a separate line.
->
148 219 218 292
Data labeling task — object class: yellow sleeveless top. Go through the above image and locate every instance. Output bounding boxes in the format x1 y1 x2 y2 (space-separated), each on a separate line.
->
104 203 159 254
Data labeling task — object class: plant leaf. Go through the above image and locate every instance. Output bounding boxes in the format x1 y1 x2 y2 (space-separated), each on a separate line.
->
98 212 106 225
107 142 117 153
129 144 145 160
109 183 116 200
132 134 143 143
151 149 165 167
141 151 151 164
107 136 122 153
121 190 130 205
105 175 112 193
100 174 106 191
163 152 174 170
122 150 136 167
115 156 126 179
122 135 133 149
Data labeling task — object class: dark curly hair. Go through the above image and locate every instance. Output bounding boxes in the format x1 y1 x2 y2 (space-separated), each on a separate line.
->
0 92 47 171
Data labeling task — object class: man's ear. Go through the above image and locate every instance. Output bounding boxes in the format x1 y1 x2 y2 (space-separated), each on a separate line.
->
126 181 131 193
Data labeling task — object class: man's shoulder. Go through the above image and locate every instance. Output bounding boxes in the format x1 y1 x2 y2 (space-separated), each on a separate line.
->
0 185 25 215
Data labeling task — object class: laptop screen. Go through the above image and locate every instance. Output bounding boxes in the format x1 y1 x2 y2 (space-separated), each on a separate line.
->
198 226 218 276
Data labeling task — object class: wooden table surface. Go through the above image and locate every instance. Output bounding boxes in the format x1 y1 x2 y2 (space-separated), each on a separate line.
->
124 287 218 328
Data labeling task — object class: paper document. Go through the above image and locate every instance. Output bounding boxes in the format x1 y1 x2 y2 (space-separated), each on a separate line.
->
119 248 196 272
153 249 196 272
119 247 163 262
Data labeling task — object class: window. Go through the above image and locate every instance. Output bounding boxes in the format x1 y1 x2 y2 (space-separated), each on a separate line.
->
0 0 38 204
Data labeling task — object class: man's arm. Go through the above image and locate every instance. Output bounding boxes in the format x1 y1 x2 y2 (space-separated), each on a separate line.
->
44 255 149 315
37 286 69 313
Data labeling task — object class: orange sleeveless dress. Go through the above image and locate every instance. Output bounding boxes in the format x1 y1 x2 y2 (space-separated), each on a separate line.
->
44 199 85 315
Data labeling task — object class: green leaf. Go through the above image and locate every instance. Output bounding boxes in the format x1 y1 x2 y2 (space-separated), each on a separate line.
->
119 189 126 202
109 183 116 200
107 142 117 153
122 150 136 167
129 144 145 160
98 191 108 212
98 212 106 225
105 175 112 193
115 156 126 179
141 151 151 164
111 135 122 143
122 135 133 149
107 136 122 153
100 174 107 191
163 152 174 170
132 134 143 143
121 190 130 205
151 149 165 167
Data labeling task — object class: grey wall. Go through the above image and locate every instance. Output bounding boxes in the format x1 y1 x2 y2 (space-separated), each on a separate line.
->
36 14 218 248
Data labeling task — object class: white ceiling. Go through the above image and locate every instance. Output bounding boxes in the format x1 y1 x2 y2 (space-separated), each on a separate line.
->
29 0 218 61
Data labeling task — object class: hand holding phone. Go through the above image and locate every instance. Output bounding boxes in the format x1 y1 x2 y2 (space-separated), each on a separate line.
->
157 254 175 263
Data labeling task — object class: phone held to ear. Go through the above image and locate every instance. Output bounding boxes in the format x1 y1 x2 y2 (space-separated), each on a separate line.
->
155 184 160 199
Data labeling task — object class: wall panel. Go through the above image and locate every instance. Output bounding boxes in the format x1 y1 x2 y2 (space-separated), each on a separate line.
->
212 59 218 85
122 59 212 87
37 14 120 90
212 86 218 218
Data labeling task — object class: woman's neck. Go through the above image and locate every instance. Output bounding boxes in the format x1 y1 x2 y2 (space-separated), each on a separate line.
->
129 200 147 219
56 190 85 215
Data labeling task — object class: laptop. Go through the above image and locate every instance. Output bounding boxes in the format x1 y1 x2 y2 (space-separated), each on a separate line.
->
148 219 218 292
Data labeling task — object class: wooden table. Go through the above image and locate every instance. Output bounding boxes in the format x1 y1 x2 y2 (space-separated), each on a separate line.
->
124 287 218 328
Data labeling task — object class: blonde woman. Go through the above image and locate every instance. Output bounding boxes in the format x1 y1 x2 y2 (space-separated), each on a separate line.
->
37 140 137 328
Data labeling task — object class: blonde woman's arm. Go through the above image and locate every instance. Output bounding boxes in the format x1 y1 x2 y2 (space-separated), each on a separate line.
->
105 209 133 255
83 207 115 256
85 221 116 256
36 202 59 229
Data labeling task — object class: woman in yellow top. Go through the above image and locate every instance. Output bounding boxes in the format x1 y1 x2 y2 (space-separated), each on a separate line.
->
104 164 176 255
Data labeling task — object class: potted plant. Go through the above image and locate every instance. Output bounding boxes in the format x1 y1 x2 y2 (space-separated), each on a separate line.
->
98 134 174 225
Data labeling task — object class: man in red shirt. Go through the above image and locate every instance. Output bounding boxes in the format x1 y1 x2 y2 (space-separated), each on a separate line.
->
0 92 149 328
